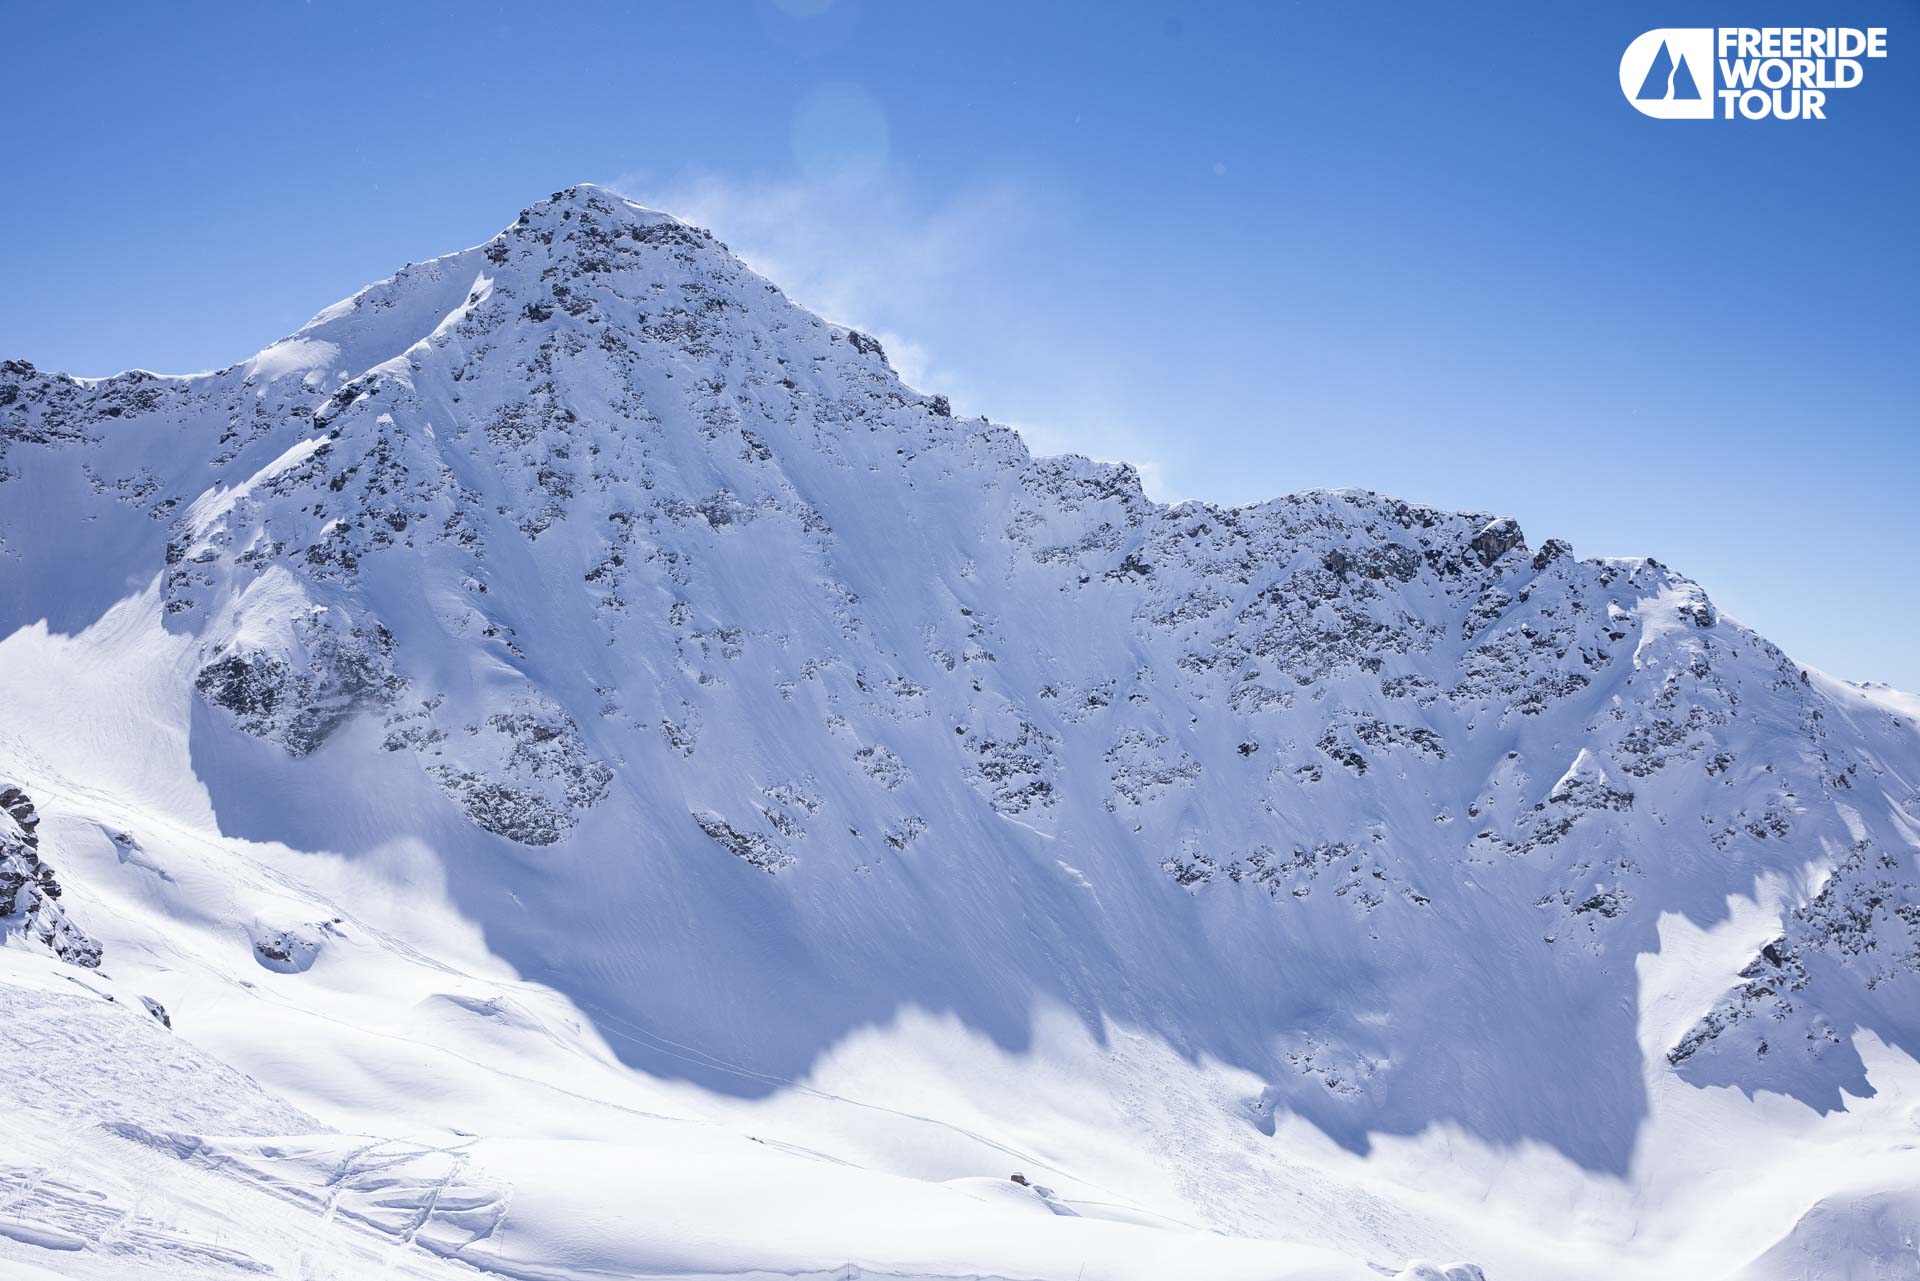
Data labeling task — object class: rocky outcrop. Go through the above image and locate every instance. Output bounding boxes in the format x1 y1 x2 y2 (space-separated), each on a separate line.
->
250 920 341 973
422 704 613 846
1468 516 1525 567
0 784 101 968
1670 839 1920 1075
692 811 791 873
195 618 405 757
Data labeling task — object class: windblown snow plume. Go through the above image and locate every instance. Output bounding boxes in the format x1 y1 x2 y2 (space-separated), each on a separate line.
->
0 185 1916 1280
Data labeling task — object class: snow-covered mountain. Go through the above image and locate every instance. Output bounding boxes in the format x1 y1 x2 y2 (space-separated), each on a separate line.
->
2 184 1917 1281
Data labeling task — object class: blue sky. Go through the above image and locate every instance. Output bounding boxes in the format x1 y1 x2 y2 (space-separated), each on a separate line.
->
3 1 1915 687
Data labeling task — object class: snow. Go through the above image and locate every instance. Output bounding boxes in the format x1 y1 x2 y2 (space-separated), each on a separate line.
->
182 433 329 535
1 183 1917 1280
240 336 341 384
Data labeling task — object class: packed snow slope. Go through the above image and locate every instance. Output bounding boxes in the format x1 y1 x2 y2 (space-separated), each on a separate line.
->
1 185 1917 1280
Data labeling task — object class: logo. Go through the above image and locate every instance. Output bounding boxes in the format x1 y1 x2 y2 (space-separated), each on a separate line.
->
1620 27 1889 119
1621 29 1715 118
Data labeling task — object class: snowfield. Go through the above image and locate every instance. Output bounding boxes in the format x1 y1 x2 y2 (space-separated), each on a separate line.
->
1 185 1917 1280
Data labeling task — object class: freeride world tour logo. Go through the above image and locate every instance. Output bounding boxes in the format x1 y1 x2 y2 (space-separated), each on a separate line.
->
1620 27 1889 119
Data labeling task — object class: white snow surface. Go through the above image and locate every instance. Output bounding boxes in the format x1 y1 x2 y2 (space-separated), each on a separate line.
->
0 184 1917 1280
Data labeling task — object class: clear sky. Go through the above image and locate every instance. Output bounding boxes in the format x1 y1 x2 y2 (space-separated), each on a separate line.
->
3 1 1915 688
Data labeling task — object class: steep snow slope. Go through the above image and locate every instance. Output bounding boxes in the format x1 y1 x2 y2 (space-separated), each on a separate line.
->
1 185 1917 1280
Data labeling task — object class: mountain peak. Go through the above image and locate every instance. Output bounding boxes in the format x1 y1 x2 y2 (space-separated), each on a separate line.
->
502 182 730 263
515 182 689 230
232 184 757 394
3 182 1919 1281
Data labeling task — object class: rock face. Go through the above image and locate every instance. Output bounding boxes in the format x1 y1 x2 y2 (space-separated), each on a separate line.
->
0 785 101 967
1 185 1917 1178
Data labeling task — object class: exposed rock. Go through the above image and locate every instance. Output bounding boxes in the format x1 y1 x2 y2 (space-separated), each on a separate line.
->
430 772 576 847
195 620 404 757
250 920 340 973
0 784 102 968
1469 516 1525 567
845 330 886 360
692 811 792 873
1532 538 1573 571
